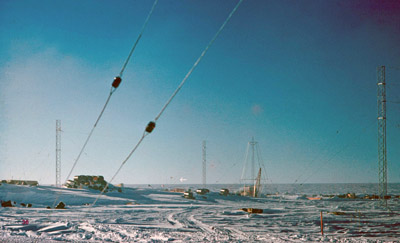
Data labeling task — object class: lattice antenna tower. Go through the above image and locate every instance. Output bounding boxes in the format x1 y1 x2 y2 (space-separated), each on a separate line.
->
377 66 387 207
202 141 206 187
56 120 61 187
250 137 257 181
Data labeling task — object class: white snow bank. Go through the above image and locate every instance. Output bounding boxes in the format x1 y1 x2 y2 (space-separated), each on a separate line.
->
1 183 400 242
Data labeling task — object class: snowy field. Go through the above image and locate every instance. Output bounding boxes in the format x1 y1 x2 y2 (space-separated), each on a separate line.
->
1 183 400 242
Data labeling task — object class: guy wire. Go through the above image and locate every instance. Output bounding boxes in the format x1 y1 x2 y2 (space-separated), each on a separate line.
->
52 0 158 208
90 0 244 207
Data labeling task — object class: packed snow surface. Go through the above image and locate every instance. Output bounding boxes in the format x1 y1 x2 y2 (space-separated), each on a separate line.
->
1 183 400 242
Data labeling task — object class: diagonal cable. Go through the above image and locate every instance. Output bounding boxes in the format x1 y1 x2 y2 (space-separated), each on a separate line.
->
120 0 158 77
52 0 158 208
155 0 243 122
91 0 244 207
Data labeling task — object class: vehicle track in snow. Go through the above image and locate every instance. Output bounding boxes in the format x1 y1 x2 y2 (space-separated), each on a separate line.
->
2 185 400 242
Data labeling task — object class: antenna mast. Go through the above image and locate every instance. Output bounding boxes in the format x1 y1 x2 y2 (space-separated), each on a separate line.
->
250 137 257 182
377 66 387 207
202 140 206 187
56 120 61 187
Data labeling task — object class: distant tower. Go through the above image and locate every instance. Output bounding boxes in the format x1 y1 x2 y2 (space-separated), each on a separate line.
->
240 137 258 184
202 141 206 187
56 120 61 187
377 66 387 206
250 137 257 180
240 137 263 197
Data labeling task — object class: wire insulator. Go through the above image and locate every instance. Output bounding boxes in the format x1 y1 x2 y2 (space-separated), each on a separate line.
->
112 76 122 88
145 121 156 133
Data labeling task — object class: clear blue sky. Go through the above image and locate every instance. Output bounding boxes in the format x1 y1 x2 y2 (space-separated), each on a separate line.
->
1 0 400 185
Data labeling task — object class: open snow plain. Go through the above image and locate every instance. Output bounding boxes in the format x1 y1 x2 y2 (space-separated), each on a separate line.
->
1 183 399 242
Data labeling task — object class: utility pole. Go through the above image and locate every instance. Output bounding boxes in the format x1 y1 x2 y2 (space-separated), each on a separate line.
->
202 140 206 187
56 120 61 187
377 66 387 207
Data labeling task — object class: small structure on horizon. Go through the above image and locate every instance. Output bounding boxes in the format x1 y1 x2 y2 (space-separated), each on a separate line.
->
1 180 38 186
220 188 230 196
65 175 117 192
196 188 209 195
169 188 185 193
183 189 195 199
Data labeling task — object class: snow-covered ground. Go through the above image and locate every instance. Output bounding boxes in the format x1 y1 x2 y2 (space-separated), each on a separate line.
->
1 183 399 242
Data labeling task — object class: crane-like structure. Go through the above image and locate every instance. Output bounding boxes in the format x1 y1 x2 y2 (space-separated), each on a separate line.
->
377 66 387 207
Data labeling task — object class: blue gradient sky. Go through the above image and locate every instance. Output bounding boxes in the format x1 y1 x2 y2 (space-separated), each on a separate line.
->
1 0 400 185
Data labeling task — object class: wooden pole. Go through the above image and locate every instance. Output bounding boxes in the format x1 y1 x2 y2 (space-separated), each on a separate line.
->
320 211 324 236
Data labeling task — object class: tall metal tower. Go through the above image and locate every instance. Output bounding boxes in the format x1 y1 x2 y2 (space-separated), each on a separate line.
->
377 66 387 206
240 137 258 185
56 120 61 187
240 137 263 197
250 137 257 181
202 140 206 187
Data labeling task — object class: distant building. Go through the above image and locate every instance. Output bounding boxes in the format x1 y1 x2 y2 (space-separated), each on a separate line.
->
64 175 118 192
220 188 229 196
196 188 210 195
169 188 185 193
1 180 39 186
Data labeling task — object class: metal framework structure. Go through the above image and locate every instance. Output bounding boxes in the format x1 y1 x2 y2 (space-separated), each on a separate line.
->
250 137 257 180
239 137 264 197
377 66 387 206
240 137 258 185
56 120 61 187
202 141 206 186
